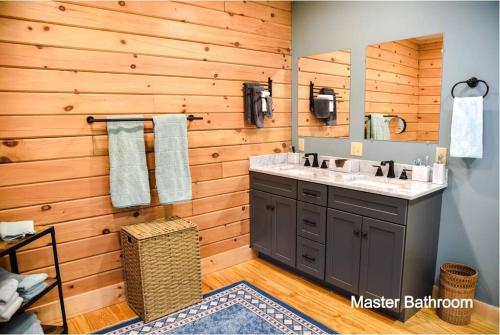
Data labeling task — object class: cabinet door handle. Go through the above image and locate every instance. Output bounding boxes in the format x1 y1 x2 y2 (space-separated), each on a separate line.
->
266 205 275 210
303 219 317 226
361 232 368 238
353 230 360 236
302 254 316 262
302 190 319 197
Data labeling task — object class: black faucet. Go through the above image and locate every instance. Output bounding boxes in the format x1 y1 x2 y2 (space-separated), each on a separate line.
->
381 160 395 178
304 153 319 168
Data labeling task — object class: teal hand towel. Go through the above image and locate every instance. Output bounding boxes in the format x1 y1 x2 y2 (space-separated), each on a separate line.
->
19 282 47 302
107 116 151 208
369 113 391 140
18 273 48 293
153 115 192 204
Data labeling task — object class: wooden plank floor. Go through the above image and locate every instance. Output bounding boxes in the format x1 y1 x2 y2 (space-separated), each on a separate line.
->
68 258 499 334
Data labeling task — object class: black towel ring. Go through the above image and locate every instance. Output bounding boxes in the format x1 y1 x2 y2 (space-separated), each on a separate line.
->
451 77 489 98
389 115 407 134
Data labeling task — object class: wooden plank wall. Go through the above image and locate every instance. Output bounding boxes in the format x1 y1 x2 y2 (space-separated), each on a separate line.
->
297 50 350 137
365 38 442 143
417 39 442 142
0 0 291 321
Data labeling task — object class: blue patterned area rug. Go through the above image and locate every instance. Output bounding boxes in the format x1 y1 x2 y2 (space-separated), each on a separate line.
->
97 281 336 334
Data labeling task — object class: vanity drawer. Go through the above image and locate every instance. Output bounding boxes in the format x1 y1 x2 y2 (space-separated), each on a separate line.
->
328 187 408 225
298 181 328 206
296 236 325 280
297 201 326 243
250 172 297 199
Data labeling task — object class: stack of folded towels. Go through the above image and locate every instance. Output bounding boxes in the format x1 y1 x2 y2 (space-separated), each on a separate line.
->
0 267 48 323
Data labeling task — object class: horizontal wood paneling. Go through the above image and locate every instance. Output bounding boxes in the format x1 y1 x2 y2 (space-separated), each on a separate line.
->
416 40 442 142
365 36 442 143
0 1 291 316
298 50 351 138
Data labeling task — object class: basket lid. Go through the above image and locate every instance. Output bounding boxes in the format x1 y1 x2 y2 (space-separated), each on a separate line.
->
122 216 197 240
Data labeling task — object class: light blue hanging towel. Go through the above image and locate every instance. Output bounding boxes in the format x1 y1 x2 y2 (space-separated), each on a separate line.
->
369 113 391 141
153 115 192 204
107 116 151 208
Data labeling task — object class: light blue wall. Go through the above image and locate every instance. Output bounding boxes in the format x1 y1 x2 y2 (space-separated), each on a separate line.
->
292 1 499 306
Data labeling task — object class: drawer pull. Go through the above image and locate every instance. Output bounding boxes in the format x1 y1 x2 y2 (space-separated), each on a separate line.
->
361 232 368 238
303 219 317 226
265 204 275 210
302 254 316 262
303 190 319 197
353 230 360 236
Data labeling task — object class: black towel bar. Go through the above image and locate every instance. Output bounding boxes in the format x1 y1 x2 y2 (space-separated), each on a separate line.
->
86 115 203 124
451 77 489 98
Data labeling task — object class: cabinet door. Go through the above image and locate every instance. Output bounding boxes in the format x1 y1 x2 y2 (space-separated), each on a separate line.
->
250 189 272 256
271 194 297 267
325 209 362 294
359 217 405 312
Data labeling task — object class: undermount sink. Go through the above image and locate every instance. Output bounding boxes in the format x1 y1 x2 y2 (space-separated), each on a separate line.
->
346 177 409 191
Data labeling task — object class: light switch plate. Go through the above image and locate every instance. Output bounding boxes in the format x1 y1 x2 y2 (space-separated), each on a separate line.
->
351 142 363 156
298 138 305 151
435 147 448 164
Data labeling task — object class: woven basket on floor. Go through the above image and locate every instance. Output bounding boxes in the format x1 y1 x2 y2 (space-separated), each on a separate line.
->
121 216 202 322
438 263 478 325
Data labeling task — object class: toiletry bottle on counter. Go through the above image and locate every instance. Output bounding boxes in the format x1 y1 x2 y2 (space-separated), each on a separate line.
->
287 146 301 164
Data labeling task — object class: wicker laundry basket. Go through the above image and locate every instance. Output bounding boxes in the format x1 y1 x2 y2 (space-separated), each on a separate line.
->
121 217 202 322
438 263 478 325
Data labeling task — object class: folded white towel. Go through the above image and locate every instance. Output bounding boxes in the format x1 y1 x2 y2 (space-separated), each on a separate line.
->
316 94 334 112
260 90 271 112
0 296 22 322
0 279 18 305
0 221 35 241
0 292 19 315
450 96 483 158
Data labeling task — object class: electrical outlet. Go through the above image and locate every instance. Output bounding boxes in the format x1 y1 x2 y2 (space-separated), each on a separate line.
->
435 147 448 164
298 138 305 151
351 142 363 156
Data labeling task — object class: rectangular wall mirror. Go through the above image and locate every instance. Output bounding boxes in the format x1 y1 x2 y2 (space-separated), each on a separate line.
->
364 33 443 143
298 49 351 138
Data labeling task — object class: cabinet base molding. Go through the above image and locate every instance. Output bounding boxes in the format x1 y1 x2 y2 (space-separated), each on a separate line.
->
30 246 255 324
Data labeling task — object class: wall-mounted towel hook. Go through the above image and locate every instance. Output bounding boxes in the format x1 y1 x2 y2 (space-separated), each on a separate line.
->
451 77 489 98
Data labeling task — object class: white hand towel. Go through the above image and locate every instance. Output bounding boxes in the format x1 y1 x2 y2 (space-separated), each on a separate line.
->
0 292 19 315
0 296 22 322
0 279 18 304
450 96 483 158
0 221 35 241
316 94 334 112
260 90 270 112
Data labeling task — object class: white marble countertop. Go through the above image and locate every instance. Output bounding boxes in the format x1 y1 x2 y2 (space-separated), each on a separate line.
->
249 163 447 200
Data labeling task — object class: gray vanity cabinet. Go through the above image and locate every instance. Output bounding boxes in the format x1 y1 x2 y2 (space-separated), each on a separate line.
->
250 189 273 256
250 171 443 321
358 217 405 312
272 195 297 266
250 172 297 267
325 209 362 294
